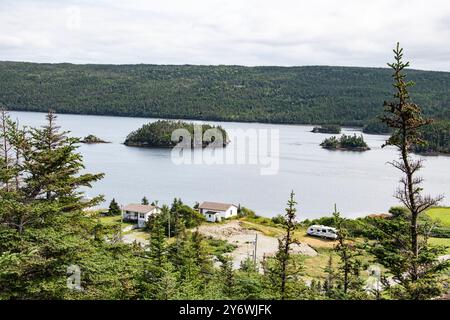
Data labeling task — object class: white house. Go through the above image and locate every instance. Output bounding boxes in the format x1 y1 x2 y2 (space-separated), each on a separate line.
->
122 204 160 228
198 201 238 222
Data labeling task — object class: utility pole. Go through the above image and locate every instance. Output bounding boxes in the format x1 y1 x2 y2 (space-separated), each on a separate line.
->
253 233 258 265
119 204 123 242
168 209 171 238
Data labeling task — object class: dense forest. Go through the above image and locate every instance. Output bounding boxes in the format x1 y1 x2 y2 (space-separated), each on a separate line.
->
124 120 228 148
1 61 450 127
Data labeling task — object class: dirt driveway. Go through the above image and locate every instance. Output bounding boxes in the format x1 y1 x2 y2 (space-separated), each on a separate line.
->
197 220 317 269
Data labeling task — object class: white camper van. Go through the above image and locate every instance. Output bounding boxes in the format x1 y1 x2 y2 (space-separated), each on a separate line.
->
306 225 338 240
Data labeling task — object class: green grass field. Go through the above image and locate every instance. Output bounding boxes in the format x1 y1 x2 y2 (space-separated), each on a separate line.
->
429 238 450 255
426 207 450 227
97 215 122 226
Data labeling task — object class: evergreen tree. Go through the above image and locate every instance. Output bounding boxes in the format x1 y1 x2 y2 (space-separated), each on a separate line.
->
191 230 214 280
0 109 14 192
235 257 265 300
263 191 303 299
170 198 183 237
373 43 449 299
218 255 235 299
173 233 205 299
323 254 337 298
1 110 104 232
141 196 149 205
0 111 143 300
25 110 104 212
141 214 177 299
108 198 121 216
333 207 366 299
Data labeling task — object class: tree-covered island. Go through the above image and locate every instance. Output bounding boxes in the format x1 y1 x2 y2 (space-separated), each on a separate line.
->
363 118 450 155
412 120 450 155
311 124 341 134
124 120 229 148
320 134 370 151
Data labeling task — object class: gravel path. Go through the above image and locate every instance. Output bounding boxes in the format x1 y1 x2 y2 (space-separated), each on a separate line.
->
197 220 317 269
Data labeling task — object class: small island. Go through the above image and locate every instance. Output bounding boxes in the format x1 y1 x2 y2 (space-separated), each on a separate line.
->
311 124 341 134
124 120 229 148
412 120 450 155
362 119 391 134
320 134 370 151
81 134 109 144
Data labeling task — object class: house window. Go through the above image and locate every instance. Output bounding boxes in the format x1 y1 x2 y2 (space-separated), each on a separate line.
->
139 213 145 218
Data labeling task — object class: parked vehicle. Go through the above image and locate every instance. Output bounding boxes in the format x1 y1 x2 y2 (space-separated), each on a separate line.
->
306 225 338 239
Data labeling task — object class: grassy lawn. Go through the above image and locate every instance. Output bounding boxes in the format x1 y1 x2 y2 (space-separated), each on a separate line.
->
240 219 284 238
299 247 376 281
299 248 338 279
97 215 122 226
426 207 450 227
429 237 450 254
241 219 337 250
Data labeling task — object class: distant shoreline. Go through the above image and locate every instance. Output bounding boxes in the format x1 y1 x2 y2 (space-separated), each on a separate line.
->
8 108 368 131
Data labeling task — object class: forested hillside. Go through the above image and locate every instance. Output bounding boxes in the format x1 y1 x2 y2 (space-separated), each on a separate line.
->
1 61 449 126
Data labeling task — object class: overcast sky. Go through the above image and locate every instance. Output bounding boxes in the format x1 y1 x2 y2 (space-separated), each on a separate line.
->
1 0 450 71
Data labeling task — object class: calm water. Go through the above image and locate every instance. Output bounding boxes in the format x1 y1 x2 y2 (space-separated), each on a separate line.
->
10 111 450 219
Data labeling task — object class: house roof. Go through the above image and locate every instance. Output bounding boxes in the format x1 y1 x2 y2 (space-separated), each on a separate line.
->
123 204 156 214
199 201 236 211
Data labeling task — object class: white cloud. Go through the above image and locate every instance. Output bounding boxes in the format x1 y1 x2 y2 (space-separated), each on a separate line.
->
1 0 449 70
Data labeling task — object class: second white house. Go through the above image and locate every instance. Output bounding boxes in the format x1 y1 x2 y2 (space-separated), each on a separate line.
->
198 201 238 222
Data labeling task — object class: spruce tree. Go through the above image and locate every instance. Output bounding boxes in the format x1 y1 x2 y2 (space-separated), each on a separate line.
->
333 208 366 299
1 110 104 232
381 43 443 261
235 257 264 299
0 111 145 299
108 198 121 216
323 254 336 298
141 196 149 205
191 230 213 280
218 255 235 299
370 43 449 299
263 191 303 299
141 214 176 299
25 110 104 212
0 109 14 192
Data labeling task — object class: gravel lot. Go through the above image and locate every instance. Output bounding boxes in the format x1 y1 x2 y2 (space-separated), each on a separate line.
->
197 220 317 269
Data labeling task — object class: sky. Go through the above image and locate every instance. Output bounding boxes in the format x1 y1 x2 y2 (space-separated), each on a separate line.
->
1 0 450 71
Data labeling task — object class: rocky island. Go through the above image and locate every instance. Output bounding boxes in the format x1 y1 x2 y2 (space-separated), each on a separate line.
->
124 120 229 148
81 134 109 144
320 134 370 151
